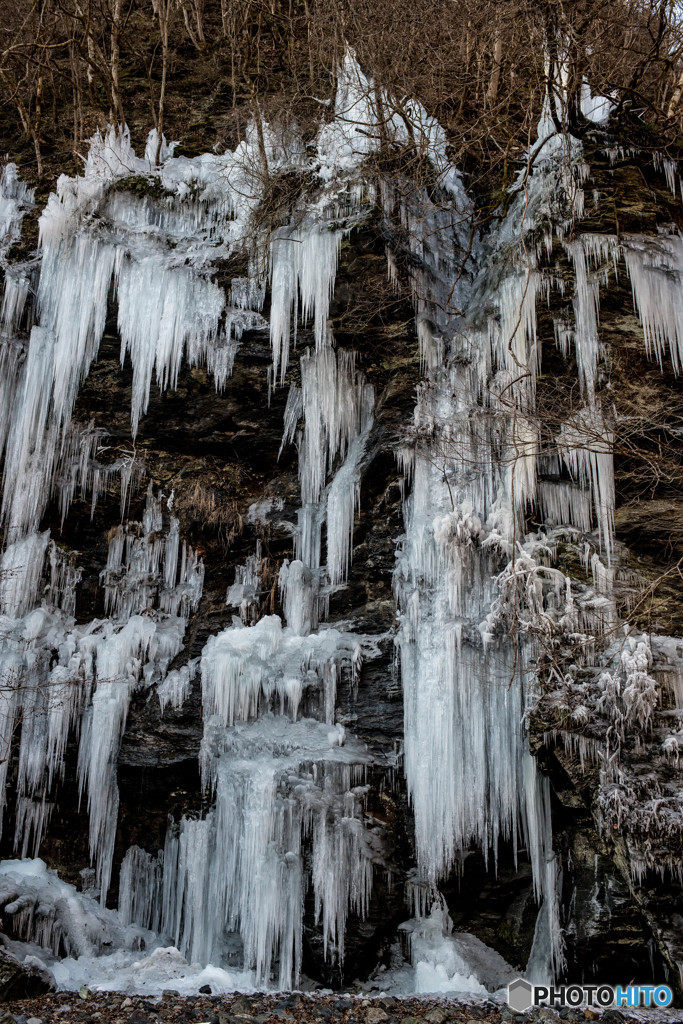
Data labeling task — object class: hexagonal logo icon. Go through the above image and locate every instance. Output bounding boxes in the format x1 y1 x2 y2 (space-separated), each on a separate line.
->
507 977 534 1012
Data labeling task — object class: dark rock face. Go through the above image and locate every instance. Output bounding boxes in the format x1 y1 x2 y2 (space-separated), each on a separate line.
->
0 947 54 1001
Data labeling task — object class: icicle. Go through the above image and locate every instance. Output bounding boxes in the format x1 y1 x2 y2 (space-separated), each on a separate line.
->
226 554 262 624
296 345 374 523
326 428 371 586
278 561 320 636
623 234 683 374
0 163 35 262
117 255 226 437
537 480 592 533
0 531 50 618
152 723 373 988
118 845 163 931
557 406 614 561
144 129 176 167
102 490 204 620
157 662 196 715
200 615 369 728
269 218 346 384
523 761 565 981
78 614 170 901
563 239 605 399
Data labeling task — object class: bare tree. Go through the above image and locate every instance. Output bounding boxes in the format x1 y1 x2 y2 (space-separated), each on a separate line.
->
149 0 176 163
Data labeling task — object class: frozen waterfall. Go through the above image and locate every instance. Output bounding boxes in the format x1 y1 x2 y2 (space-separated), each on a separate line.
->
0 47 681 997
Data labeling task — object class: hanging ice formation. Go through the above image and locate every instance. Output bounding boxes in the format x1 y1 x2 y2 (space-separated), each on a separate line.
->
387 115 566 981
0 487 203 904
0 52 386 990
0 44 683 993
388 65 682 985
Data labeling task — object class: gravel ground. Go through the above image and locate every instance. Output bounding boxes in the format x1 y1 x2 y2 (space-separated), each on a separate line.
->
0 991 680 1024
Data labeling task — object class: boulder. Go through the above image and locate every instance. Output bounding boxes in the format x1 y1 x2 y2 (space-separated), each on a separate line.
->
0 947 55 1001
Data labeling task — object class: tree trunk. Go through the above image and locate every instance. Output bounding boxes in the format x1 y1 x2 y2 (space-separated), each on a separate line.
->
485 34 503 108
667 69 683 118
111 0 125 124
151 0 174 164
0 68 43 178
